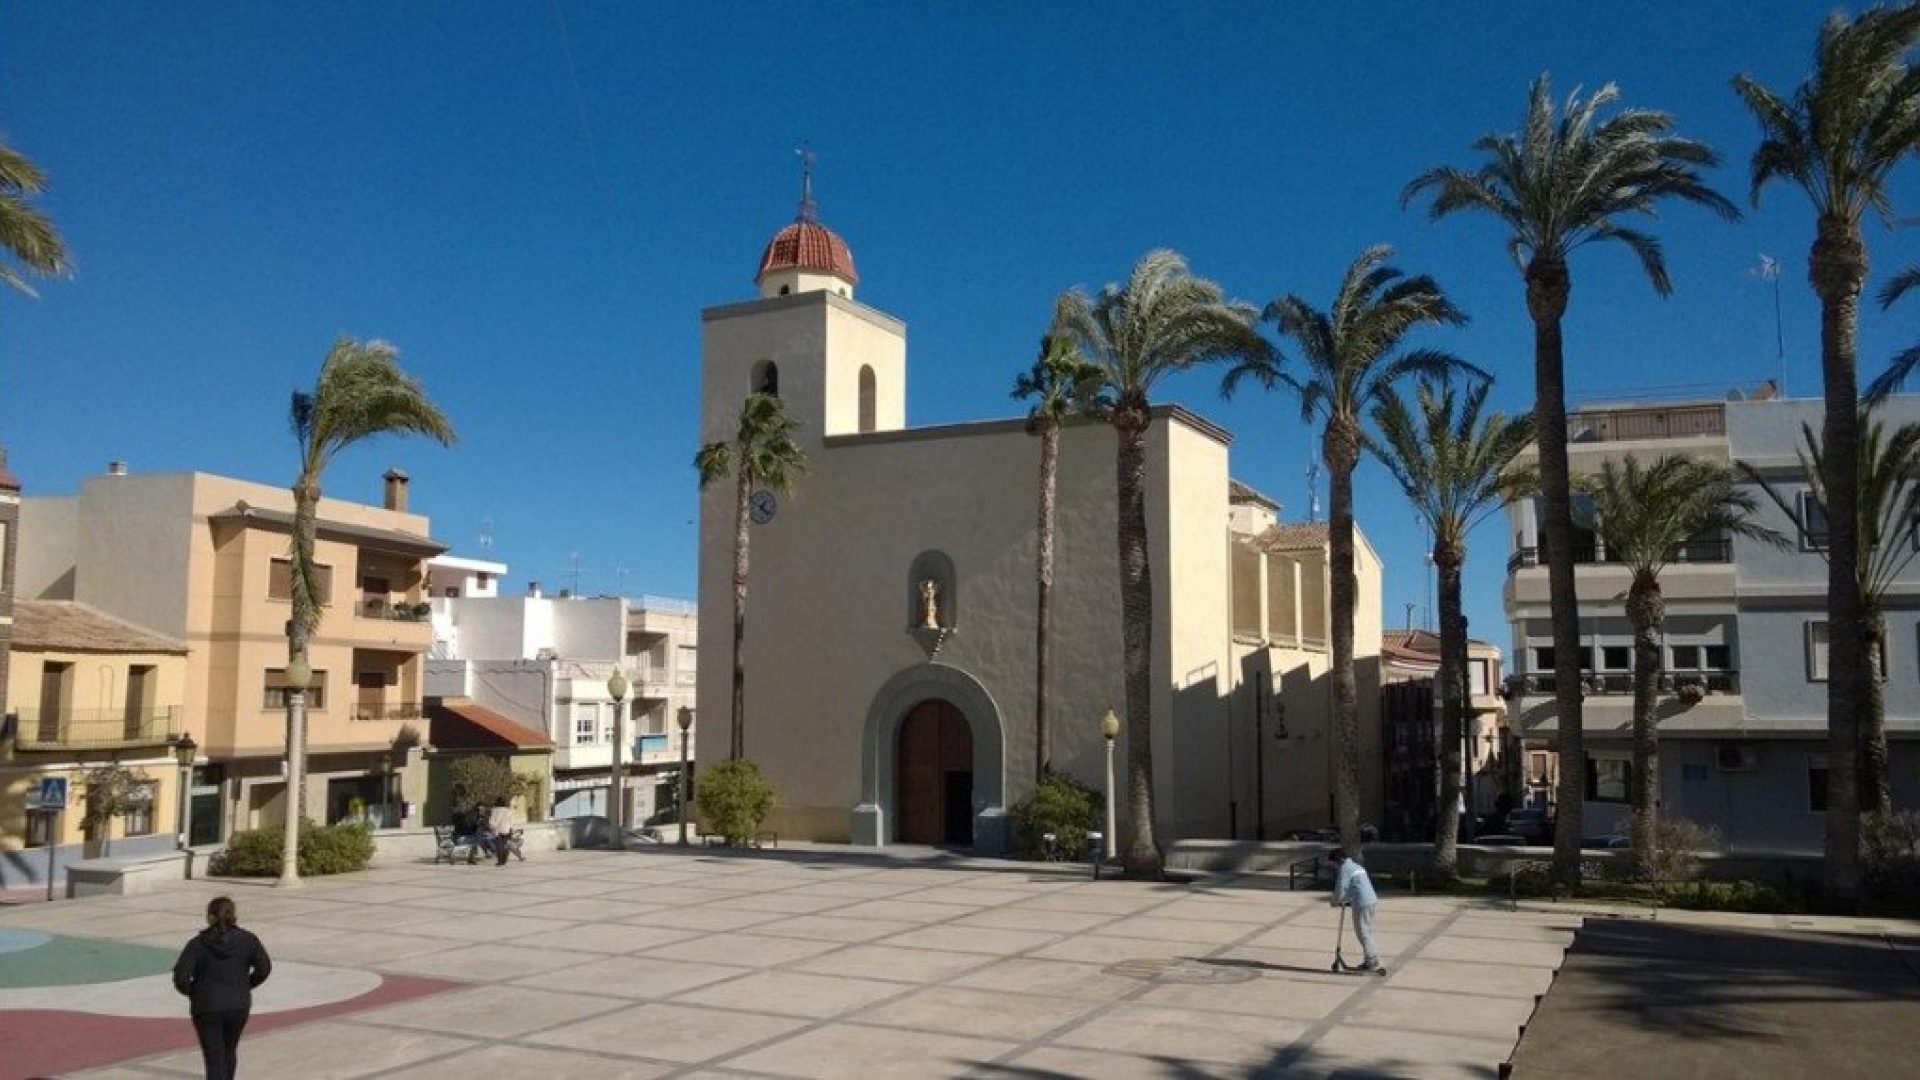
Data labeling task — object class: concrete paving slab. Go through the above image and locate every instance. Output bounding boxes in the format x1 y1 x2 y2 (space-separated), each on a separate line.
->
790 943 997 984
522 1000 809 1064
377 1042 676 1079
719 1020 1019 1078
854 984 1102 1041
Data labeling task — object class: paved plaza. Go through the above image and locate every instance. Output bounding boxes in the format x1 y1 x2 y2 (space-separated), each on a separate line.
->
0 843 1915 1078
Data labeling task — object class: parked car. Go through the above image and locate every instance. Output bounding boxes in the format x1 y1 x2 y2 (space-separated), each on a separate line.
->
1581 834 1631 850
1503 808 1554 844
1283 823 1381 844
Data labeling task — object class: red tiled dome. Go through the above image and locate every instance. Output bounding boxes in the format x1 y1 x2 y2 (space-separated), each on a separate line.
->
756 220 859 286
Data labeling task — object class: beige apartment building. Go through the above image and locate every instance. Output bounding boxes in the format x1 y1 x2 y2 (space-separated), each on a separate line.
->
16 465 442 845
697 191 1384 853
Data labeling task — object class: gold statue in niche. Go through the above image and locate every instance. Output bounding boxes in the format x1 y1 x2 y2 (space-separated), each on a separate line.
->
920 578 940 629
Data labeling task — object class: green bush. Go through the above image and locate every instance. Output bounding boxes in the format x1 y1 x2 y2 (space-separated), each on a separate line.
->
209 820 375 877
695 758 775 845
1631 814 1717 888
1009 769 1100 860
1663 878 1804 914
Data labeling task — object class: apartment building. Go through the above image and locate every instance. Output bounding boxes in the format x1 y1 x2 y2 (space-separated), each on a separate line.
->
14 464 444 843
1503 388 1920 851
425 585 698 826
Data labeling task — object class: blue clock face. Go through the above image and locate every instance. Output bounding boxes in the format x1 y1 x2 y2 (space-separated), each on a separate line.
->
749 490 777 524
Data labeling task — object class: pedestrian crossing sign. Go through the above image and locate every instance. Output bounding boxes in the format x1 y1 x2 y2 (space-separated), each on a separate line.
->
35 776 68 810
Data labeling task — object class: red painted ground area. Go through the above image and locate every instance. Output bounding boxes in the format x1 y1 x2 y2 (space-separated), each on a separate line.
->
0 974 464 1080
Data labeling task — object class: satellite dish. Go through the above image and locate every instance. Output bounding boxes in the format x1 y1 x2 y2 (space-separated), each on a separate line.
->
1726 388 1746 401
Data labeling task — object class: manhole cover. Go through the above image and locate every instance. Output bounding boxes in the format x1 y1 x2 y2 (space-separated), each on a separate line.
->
1103 958 1260 985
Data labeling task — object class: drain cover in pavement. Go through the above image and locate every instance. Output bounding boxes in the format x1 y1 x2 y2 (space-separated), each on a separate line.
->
1103 958 1260 984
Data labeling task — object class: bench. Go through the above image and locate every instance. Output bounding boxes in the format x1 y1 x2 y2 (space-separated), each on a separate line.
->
1289 854 1332 891
434 826 481 864
702 831 777 849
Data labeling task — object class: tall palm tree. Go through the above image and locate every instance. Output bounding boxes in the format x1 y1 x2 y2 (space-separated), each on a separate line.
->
1012 334 1106 777
1734 4 1920 903
1370 376 1535 878
1052 249 1263 879
1743 416 1920 817
1577 456 1783 874
695 392 808 762
1405 75 1737 887
1225 245 1478 854
0 136 69 296
285 337 455 885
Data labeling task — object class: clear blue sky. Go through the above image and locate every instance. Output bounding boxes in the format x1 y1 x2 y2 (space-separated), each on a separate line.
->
5 2 1918 655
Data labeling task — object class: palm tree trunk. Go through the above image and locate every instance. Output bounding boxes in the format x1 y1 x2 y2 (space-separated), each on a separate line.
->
1627 573 1663 878
1035 420 1060 777
1114 403 1161 879
1811 217 1866 906
1432 545 1466 877
282 477 320 886
1527 255 1586 890
1326 422 1362 854
730 466 752 761
1862 613 1891 815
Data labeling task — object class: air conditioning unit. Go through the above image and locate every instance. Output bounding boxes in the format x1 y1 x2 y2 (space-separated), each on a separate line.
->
1715 744 1759 772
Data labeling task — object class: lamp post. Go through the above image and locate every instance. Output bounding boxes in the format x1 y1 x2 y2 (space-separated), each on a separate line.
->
172 733 197 853
1100 709 1119 862
607 669 628 835
676 706 694 846
279 654 311 887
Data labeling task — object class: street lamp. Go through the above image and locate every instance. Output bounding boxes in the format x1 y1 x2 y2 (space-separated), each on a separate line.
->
1100 709 1119 862
607 669 629 834
279 653 311 888
173 733 197 854
676 706 695 846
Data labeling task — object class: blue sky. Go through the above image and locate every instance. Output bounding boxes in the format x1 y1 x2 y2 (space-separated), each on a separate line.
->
5 2 1918 653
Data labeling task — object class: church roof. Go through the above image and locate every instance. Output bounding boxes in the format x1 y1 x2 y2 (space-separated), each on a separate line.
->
12 600 187 654
756 219 858 285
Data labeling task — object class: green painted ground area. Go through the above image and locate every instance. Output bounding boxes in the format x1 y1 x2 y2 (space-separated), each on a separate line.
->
0 934 176 988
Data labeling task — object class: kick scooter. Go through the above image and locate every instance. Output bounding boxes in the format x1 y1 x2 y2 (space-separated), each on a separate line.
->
1330 903 1387 976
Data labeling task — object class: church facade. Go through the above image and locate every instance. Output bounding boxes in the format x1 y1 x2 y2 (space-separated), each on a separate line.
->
695 188 1384 853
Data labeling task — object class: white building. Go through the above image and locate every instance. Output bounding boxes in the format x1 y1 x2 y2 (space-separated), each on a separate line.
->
426 581 699 825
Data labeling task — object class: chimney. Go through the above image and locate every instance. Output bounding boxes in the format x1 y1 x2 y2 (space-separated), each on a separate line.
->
107 461 127 476
527 581 542 598
383 468 409 513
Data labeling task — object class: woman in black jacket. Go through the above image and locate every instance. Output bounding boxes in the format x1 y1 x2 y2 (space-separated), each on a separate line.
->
172 896 272 1079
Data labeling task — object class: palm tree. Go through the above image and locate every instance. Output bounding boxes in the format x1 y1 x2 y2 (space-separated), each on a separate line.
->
1743 416 1920 818
1012 334 1105 777
1052 249 1263 879
1405 75 1737 887
1370 376 1534 878
1734 5 1920 903
695 391 808 762
1225 245 1477 854
0 136 69 295
285 337 455 885
1577 456 1783 874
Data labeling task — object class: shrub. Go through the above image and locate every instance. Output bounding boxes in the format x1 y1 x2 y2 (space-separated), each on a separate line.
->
1631 814 1716 889
1863 809 1920 907
1663 879 1804 914
1009 769 1100 860
446 756 533 817
210 820 375 877
695 758 775 845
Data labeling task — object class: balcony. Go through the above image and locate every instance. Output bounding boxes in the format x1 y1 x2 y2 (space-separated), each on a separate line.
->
1568 404 1724 443
358 598 432 622
1507 539 1733 574
1503 670 1741 698
10 707 180 749
351 701 425 723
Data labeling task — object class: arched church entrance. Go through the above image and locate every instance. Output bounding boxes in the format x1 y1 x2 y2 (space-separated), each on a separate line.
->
895 698 974 846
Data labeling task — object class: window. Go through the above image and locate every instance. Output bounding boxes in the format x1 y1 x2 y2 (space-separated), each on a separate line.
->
1533 646 1555 671
1671 644 1700 670
269 558 333 604
858 365 876 433
1703 645 1731 670
263 669 328 710
1807 622 1829 681
1809 754 1829 813
676 645 698 684
752 359 779 397
574 704 598 744
122 782 157 836
1601 646 1630 671
1798 491 1829 551
25 806 52 848
1587 757 1632 803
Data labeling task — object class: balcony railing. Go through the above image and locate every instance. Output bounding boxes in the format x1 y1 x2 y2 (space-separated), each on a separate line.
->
1568 404 1725 443
357 598 431 622
10 707 180 749
1504 670 1741 697
351 702 425 723
1506 538 1733 574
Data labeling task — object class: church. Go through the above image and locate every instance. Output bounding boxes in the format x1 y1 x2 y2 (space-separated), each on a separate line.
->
695 179 1385 854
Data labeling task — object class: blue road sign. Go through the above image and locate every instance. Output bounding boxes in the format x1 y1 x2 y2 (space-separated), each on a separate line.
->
36 776 68 810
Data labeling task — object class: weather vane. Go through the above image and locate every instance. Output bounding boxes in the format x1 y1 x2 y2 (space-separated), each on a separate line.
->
795 144 818 223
